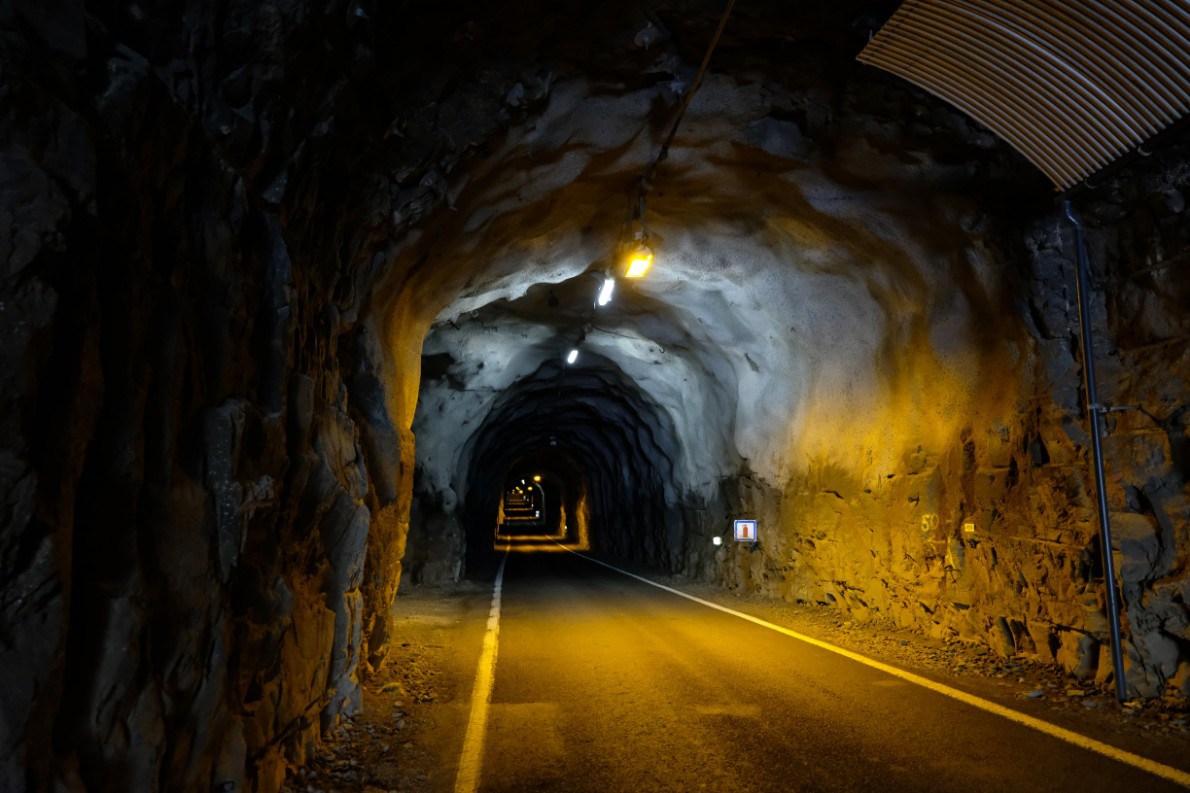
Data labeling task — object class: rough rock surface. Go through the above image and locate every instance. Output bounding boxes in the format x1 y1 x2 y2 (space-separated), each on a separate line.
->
1 2 421 789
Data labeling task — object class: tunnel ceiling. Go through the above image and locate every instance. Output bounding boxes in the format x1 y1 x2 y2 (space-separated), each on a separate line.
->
397 0 1046 523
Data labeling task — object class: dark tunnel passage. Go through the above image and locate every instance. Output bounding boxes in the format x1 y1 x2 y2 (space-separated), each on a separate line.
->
3 1 1190 791
442 355 680 574
496 470 559 536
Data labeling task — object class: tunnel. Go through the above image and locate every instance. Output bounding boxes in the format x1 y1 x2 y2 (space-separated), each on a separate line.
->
2 1 1190 791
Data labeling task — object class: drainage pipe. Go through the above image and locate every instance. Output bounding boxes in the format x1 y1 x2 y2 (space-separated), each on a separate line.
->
1063 200 1128 703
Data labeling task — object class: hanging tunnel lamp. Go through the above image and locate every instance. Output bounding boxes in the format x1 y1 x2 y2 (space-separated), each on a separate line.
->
625 248 652 279
597 275 616 305
612 0 734 282
624 234 653 278
620 184 654 279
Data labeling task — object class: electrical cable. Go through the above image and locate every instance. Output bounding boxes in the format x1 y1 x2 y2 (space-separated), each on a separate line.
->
592 2 739 352
639 0 739 191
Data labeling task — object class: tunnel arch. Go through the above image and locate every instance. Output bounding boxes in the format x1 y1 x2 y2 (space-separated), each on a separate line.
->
450 354 682 573
494 451 590 554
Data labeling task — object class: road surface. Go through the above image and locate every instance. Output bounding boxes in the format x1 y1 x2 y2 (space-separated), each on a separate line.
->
463 551 1188 793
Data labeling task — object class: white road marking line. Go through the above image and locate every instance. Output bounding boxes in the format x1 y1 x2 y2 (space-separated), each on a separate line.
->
569 549 1190 790
454 553 508 793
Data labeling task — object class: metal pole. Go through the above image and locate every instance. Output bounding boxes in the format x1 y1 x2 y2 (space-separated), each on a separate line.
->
1062 200 1128 703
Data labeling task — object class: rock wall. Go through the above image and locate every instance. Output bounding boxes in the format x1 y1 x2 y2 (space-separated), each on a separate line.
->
702 145 1190 698
4 0 653 786
0 3 417 791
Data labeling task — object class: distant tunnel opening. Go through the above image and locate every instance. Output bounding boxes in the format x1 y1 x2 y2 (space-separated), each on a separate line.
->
493 455 583 547
452 357 681 575
498 476 550 534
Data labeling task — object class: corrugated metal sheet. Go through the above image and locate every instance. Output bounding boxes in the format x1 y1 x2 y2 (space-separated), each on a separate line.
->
857 0 1190 190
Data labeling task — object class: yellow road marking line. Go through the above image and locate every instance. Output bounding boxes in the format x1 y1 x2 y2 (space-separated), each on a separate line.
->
454 553 508 793
571 549 1190 790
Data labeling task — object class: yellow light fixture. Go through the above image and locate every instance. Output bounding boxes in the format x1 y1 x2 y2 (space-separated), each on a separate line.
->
533 475 542 482
620 185 654 278
625 250 652 278
624 234 654 278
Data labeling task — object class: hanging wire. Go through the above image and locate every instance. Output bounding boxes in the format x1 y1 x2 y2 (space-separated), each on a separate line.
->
597 1 738 343
636 0 739 198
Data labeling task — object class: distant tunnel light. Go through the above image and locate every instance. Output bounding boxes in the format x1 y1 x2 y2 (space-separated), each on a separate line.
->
712 536 722 546
597 277 616 305
625 252 652 278
533 475 542 482
566 349 579 364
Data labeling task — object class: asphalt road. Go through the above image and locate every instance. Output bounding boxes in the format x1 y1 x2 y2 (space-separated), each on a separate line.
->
471 551 1189 793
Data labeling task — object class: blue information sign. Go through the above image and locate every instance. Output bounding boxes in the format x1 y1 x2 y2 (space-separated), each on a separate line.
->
734 519 757 542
